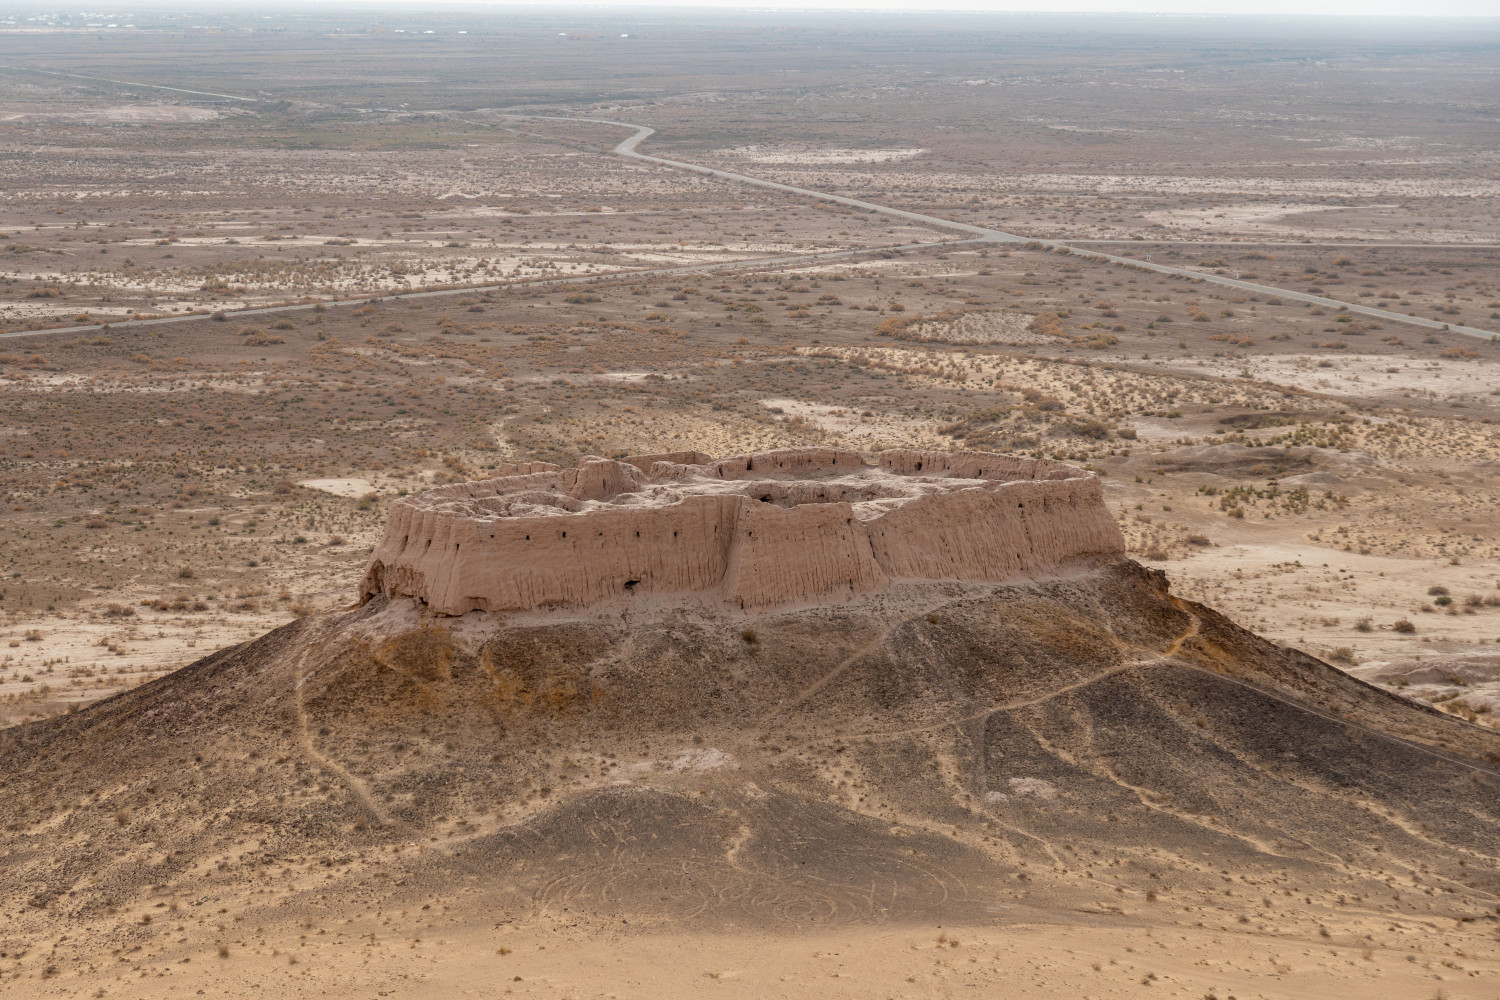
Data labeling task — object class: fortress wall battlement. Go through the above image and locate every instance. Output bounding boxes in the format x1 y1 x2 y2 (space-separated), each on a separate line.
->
360 449 1124 614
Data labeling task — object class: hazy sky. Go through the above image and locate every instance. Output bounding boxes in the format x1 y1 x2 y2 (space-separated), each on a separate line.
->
424 0 1499 15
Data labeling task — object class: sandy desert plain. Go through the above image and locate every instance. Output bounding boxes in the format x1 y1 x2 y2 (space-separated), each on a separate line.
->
2 8 1500 1000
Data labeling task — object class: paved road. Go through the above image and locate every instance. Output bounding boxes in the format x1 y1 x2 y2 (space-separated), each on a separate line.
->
0 64 260 102
0 237 973 341
3 111 1494 343
1070 239 1500 250
550 116 1497 342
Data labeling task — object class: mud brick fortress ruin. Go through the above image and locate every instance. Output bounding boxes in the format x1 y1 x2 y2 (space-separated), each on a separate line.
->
359 448 1126 614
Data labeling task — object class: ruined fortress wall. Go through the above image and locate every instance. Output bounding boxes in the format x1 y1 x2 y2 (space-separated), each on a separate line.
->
360 451 1126 615
710 447 869 481
877 448 1075 483
722 500 890 609
867 476 1122 582
368 494 739 613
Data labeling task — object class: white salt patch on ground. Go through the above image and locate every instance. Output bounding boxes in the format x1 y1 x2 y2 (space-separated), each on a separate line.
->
759 398 937 445
1155 354 1498 401
718 145 926 164
1007 777 1060 800
670 748 734 771
299 478 375 498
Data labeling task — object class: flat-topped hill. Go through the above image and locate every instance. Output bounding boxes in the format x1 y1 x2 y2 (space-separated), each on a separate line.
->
359 448 1125 614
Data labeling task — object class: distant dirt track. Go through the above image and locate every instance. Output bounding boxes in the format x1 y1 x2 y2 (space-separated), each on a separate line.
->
560 115 1498 341
4 110 1495 343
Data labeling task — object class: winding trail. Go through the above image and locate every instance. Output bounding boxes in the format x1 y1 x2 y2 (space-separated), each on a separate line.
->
291 643 398 830
769 608 1500 781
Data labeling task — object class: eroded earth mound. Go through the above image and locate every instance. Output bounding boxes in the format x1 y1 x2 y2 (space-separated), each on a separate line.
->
2 453 1498 997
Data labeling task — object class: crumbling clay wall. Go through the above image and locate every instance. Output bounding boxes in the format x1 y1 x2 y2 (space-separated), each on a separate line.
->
360 448 1123 614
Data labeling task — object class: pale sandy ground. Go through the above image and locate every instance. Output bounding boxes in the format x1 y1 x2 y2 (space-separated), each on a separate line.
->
1154 354 1499 404
717 144 928 164
299 477 377 498
758 397 941 445
4 34 1499 1000
1163 539 1500 724
1 612 291 727
58 920 1500 999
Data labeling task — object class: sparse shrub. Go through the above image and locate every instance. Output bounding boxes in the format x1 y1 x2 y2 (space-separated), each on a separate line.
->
1428 585 1449 596
1354 617 1372 632
1393 619 1416 634
177 565 195 579
741 629 758 644
1059 418 1111 440
1027 312 1067 338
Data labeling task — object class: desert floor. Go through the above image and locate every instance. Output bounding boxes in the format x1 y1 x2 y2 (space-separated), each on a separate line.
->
3 10 1500 998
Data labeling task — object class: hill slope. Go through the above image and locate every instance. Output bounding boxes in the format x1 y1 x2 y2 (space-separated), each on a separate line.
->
3 558 1498 996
